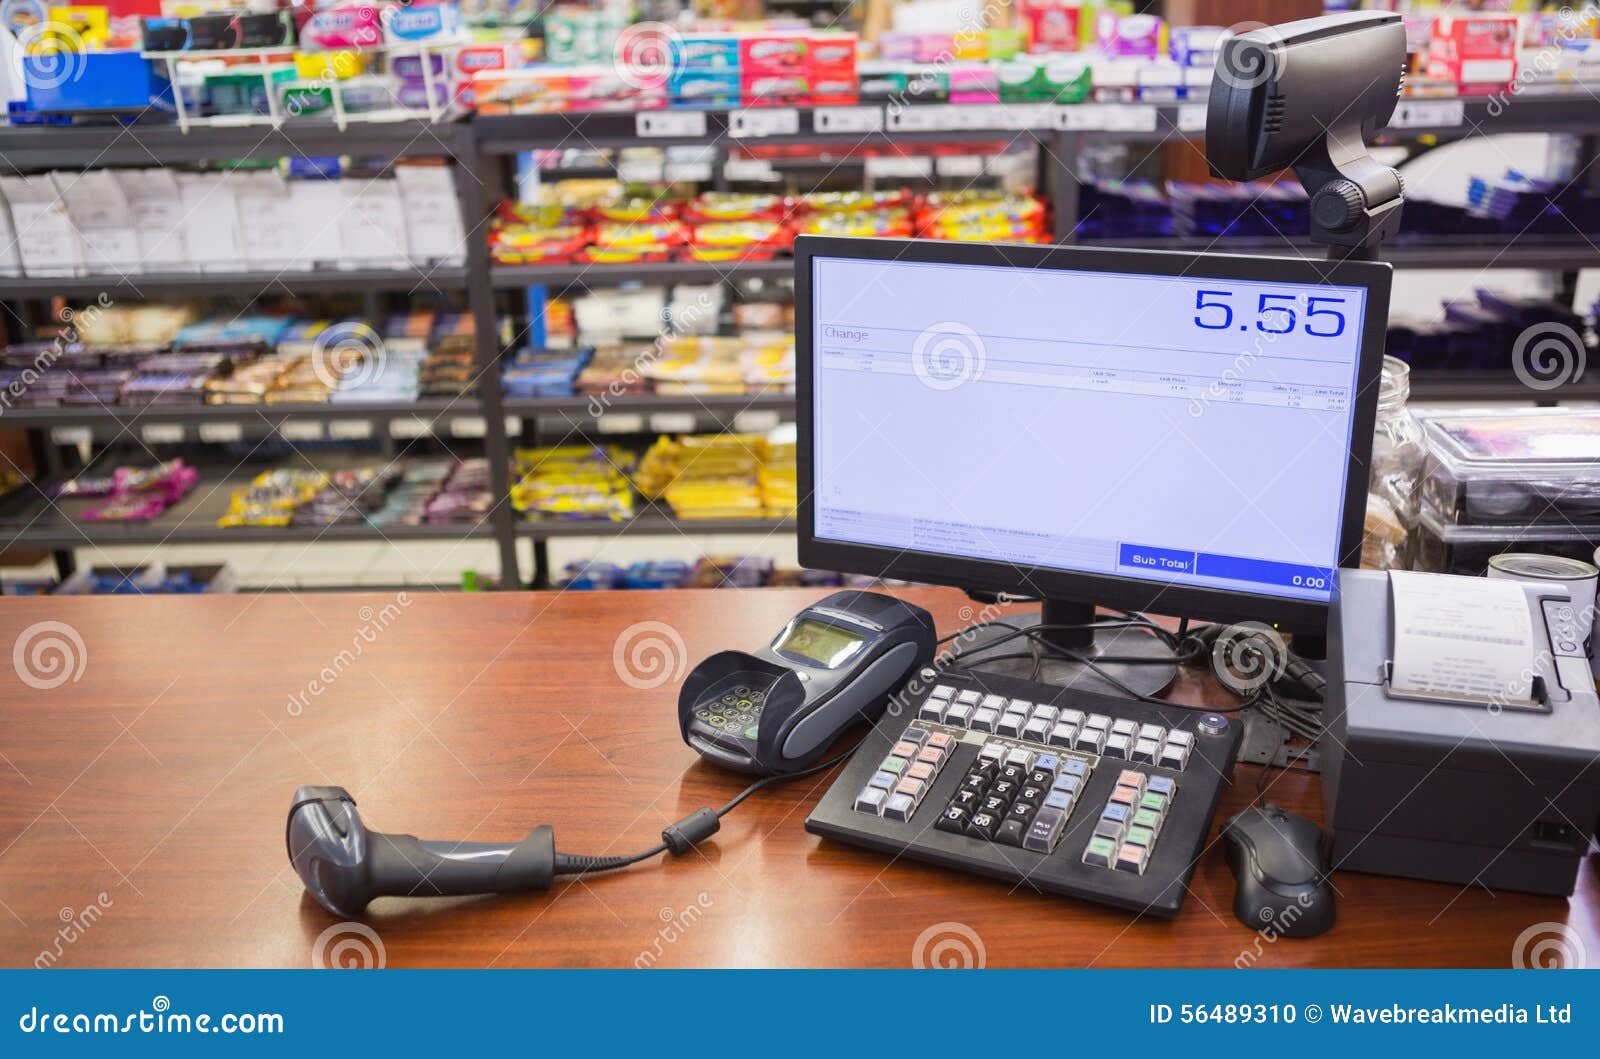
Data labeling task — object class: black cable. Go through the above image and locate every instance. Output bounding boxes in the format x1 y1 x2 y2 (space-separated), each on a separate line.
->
554 746 857 876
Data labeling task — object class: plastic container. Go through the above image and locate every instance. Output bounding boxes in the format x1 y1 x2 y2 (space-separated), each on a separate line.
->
1418 407 1600 529
1363 356 1425 570
1410 406 1600 574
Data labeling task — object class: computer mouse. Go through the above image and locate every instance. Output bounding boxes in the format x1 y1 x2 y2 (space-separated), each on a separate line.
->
1220 805 1336 938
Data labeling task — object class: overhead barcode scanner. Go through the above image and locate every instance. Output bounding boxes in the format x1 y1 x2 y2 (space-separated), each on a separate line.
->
1205 11 1408 260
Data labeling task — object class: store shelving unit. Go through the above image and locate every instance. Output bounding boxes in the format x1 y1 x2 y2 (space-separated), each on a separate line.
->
3 92 1599 589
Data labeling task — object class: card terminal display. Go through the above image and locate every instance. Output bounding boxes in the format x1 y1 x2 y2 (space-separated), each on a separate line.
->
777 618 866 666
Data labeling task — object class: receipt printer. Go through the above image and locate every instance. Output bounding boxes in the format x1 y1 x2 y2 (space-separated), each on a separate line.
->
1323 568 1600 896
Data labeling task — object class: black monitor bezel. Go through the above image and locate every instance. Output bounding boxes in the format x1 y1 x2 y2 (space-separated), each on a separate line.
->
794 234 1393 636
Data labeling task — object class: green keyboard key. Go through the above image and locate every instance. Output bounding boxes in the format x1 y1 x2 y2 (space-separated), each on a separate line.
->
1140 792 1168 814
881 756 908 775
1084 836 1116 868
1132 808 1161 831
1125 825 1154 847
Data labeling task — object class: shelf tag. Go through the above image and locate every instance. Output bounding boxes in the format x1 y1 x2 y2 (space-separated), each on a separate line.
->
328 419 373 441
724 157 778 182
1102 104 1157 132
935 155 986 178
813 106 883 134
1390 99 1465 129
390 416 432 439
866 156 933 179
199 422 244 444
279 420 324 442
1177 103 1208 133
729 108 800 138
49 426 91 447
636 111 707 138
886 105 944 132
649 412 697 433
1057 104 1106 131
141 423 184 445
449 416 487 438
595 413 645 434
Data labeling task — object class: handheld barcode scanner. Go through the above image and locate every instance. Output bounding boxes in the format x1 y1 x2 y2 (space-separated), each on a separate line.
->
1206 11 1407 261
288 591 933 917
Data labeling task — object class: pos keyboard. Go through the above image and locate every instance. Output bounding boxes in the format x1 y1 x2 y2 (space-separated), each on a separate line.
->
805 669 1242 916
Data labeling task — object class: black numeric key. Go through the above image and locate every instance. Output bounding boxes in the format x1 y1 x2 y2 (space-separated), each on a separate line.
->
990 779 1017 800
936 806 971 834
960 772 989 794
1006 800 1037 826
980 794 1010 817
996 819 1028 847
950 788 982 812
997 764 1027 785
968 812 1001 840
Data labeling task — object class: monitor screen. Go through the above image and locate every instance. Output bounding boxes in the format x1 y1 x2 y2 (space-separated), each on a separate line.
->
807 252 1373 606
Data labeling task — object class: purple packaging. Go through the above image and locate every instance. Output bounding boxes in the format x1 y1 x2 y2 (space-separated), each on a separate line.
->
1096 12 1165 59
1169 26 1226 67
878 32 917 62
392 53 449 81
396 78 451 110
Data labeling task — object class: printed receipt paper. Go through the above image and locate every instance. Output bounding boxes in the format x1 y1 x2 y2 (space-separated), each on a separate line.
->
1388 570 1535 702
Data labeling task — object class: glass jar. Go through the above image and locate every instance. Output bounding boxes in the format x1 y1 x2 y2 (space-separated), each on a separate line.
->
1363 355 1426 569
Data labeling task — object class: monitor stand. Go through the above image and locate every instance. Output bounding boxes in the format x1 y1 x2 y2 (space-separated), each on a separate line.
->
943 598 1177 699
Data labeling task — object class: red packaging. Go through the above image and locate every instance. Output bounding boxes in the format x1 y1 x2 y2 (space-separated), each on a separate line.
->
1426 13 1518 91
741 73 809 106
1020 0 1081 54
807 33 858 71
740 33 809 74
807 31 856 104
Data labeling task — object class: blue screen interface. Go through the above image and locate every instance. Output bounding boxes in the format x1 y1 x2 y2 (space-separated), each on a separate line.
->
809 255 1369 602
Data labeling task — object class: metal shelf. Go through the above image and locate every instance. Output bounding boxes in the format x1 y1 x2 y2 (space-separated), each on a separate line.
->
507 392 795 419
0 117 471 170
0 467 492 549
474 108 1037 153
0 396 479 430
492 259 794 289
0 265 469 299
473 94 1600 152
1076 238 1600 270
1407 370 1600 402
519 508 793 539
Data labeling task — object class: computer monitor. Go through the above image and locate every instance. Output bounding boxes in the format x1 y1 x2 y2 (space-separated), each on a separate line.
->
795 235 1391 693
